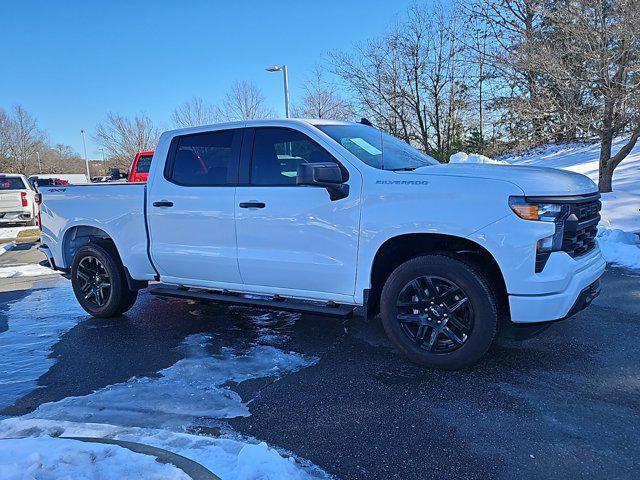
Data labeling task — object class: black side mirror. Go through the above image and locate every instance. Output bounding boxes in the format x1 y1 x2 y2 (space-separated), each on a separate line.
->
297 162 349 201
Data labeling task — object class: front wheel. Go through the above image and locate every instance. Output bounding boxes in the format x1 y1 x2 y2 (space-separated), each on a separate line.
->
380 254 498 370
71 243 138 317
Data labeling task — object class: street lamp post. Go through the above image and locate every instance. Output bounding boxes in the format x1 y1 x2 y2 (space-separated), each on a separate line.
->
80 129 91 181
265 65 290 118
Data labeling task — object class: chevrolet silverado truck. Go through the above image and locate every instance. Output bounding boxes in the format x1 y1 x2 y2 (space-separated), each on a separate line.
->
0 173 39 226
38 119 605 369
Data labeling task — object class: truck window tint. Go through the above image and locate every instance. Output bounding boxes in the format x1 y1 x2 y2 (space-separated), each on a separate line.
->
136 155 153 174
0 177 26 190
251 128 339 185
170 129 240 185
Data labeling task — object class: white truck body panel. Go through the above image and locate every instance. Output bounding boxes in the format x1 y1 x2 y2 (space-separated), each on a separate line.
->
39 119 605 323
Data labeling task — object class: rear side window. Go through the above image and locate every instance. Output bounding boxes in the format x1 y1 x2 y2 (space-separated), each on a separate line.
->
136 155 153 174
167 129 242 186
250 127 341 185
0 177 26 190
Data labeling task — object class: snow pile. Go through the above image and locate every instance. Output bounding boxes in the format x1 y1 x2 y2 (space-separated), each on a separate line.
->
28 333 317 428
0 436 189 480
0 226 30 241
0 419 328 480
597 228 640 270
0 263 55 278
449 152 507 164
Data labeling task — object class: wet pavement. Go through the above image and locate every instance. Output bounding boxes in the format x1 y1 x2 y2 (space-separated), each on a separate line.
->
0 260 638 479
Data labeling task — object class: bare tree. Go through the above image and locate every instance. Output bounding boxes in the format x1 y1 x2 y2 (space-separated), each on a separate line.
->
217 81 274 121
293 64 353 119
94 112 160 167
4 106 46 174
171 97 219 128
331 3 469 160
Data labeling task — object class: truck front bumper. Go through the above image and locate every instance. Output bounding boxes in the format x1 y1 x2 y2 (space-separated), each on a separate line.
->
508 249 605 323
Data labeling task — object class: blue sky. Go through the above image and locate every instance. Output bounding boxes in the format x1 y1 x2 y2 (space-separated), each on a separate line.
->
0 0 416 157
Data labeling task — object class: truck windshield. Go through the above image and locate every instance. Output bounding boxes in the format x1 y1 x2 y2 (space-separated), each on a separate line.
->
0 177 26 190
317 124 438 171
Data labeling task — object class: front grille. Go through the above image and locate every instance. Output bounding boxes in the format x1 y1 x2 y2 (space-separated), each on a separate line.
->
561 199 601 258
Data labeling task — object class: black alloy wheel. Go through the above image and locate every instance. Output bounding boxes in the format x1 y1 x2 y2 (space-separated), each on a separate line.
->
396 275 473 353
75 255 112 308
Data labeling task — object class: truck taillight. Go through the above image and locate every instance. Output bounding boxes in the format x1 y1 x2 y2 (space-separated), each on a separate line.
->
21 191 28 207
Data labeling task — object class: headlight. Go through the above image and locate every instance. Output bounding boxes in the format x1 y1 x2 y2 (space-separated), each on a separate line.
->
509 197 566 222
509 197 571 272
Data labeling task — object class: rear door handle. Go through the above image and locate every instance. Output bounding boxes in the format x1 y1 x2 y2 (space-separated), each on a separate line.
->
153 201 174 207
239 202 266 209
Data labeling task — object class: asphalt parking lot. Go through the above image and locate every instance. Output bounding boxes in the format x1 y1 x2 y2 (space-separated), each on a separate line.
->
0 244 638 480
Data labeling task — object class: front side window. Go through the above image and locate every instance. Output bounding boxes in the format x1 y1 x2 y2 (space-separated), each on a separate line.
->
0 177 26 190
251 127 341 185
168 129 241 185
317 124 438 171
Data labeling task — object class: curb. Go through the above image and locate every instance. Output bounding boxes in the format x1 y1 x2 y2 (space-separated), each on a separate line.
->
60 436 221 480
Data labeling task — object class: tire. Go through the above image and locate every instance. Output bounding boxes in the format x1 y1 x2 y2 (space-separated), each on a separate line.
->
380 254 498 370
71 243 136 317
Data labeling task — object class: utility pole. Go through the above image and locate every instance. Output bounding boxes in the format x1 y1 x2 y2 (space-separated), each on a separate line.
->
80 129 91 181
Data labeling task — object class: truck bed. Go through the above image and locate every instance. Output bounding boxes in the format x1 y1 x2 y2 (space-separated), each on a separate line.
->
39 183 155 280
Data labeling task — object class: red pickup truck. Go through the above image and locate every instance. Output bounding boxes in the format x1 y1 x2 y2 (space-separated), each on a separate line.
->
127 151 154 183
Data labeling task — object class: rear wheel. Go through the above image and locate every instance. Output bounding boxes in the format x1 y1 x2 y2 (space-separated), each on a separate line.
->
71 243 138 317
380 254 498 370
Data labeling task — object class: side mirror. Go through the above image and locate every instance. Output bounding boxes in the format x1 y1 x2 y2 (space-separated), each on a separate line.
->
296 162 349 201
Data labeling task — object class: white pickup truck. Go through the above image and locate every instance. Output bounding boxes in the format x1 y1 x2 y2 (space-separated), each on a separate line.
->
39 119 605 369
0 174 38 226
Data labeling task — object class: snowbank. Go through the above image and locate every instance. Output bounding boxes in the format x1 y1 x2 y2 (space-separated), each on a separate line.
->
0 226 30 241
0 419 329 480
0 263 55 278
0 436 190 480
597 228 640 270
449 152 507 164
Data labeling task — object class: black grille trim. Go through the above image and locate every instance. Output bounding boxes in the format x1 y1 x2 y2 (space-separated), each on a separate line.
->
561 197 601 259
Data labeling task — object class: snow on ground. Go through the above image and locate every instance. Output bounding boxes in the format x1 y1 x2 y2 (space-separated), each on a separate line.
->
28 333 317 428
0 286 83 410
0 263 55 278
0 436 189 480
0 418 327 480
0 226 30 241
0 286 328 479
449 152 507 164
504 136 640 270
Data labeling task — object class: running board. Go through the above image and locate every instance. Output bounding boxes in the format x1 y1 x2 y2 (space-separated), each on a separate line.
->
150 286 355 318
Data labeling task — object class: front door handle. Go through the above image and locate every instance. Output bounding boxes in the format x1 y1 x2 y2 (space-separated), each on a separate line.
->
153 201 174 207
239 202 266 209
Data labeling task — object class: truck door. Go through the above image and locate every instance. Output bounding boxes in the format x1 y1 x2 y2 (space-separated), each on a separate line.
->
147 128 243 286
235 127 362 301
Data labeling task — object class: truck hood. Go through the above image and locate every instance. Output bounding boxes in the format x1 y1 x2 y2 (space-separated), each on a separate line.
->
410 163 597 196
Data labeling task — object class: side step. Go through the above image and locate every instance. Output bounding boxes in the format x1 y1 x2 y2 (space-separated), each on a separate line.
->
150 286 355 318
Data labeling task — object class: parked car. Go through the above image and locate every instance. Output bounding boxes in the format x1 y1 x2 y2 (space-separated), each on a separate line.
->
0 174 39 226
38 119 605 369
127 151 154 182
